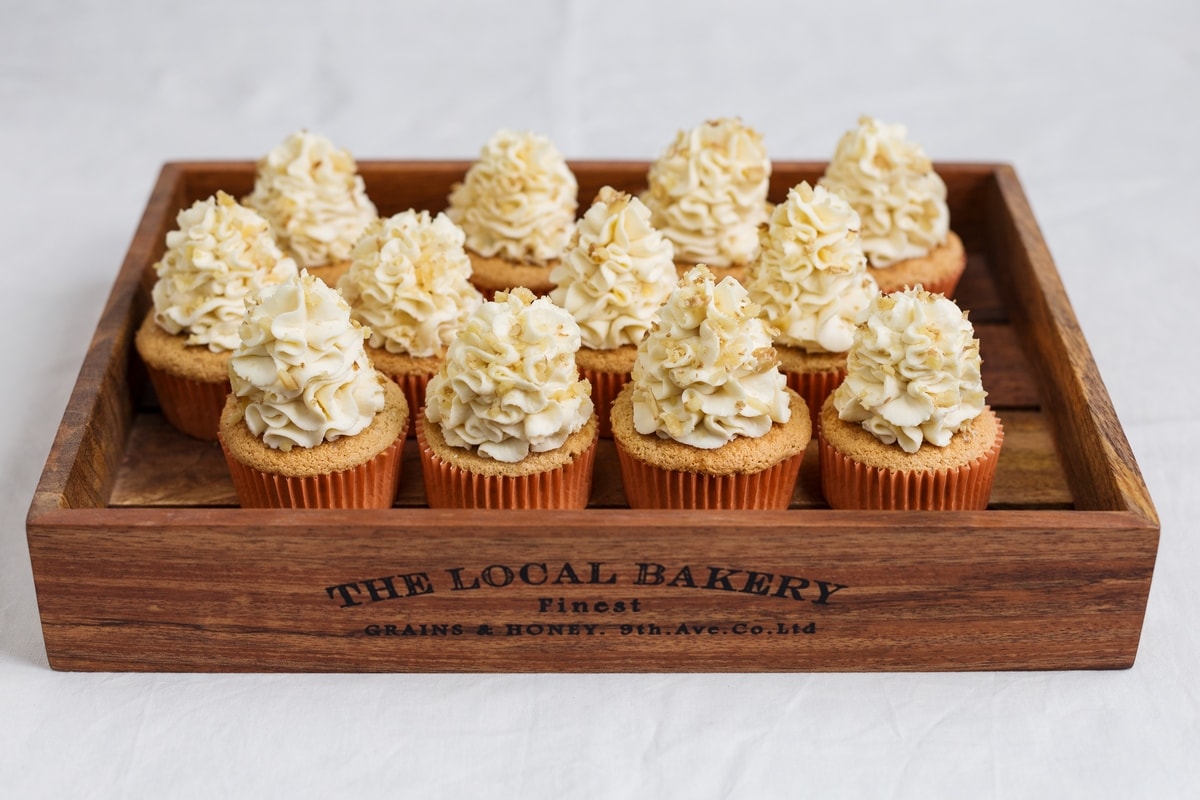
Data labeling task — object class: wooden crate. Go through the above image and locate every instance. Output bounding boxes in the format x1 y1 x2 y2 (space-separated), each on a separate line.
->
25 161 1159 672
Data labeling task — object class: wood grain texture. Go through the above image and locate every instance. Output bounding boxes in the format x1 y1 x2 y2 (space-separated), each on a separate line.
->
984 167 1158 522
26 161 1158 673
28 509 1155 672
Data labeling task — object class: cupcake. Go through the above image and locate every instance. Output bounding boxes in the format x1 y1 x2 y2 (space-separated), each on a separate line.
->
819 116 965 296
135 191 298 440
611 266 810 510
338 210 483 436
243 130 377 288
818 286 1004 510
641 117 771 283
218 271 408 509
548 187 677 437
445 129 578 299
743 181 878 430
418 287 598 509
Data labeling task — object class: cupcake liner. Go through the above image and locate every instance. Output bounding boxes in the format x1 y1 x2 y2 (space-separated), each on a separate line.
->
144 363 230 441
220 435 404 509
416 425 597 510
385 371 432 439
818 418 1004 510
578 368 630 439
614 440 805 510
784 368 845 433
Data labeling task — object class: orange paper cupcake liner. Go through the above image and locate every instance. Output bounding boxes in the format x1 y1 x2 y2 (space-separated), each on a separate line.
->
220 436 404 509
144 363 230 441
614 441 805 510
416 427 597 510
784 368 845 433
385 371 432 439
818 420 1004 510
578 368 630 439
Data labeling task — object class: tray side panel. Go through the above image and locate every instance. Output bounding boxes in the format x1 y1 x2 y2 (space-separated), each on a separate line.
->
28 511 1155 672
985 168 1158 524
29 163 182 514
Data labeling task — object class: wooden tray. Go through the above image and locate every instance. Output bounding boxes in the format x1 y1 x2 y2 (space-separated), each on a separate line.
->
26 161 1159 672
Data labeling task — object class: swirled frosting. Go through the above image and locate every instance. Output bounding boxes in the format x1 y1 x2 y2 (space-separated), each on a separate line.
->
338 210 482 358
243 130 377 269
151 191 298 352
832 286 985 453
641 117 771 267
445 129 578 265
819 116 950 268
228 271 385 451
744 182 877 353
548 187 677 350
424 287 593 463
631 266 791 449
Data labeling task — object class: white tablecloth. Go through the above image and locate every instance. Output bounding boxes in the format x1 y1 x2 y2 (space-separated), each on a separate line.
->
3 1 1197 796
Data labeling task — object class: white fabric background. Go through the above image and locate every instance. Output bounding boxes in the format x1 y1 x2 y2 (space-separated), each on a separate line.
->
3 0 1197 796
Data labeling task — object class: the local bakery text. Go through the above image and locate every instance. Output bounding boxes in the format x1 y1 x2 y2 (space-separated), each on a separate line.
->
325 561 848 608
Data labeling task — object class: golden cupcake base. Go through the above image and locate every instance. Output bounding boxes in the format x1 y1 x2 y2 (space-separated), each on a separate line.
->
220 435 404 509
610 384 810 509
134 313 232 441
416 413 599 509
817 398 1004 510
217 379 408 509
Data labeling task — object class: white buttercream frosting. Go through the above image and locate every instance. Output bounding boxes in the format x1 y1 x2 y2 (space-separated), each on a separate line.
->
424 287 593 463
151 191 298 352
548 187 677 350
446 129 578 265
631 265 791 449
744 182 878 354
243 130 377 269
819 116 950 268
641 117 771 267
228 271 385 451
338 210 482 358
833 286 985 453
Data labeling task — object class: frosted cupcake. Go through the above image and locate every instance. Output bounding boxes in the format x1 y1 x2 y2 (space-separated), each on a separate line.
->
135 191 298 440
243 130 377 287
549 187 677 437
819 116 965 296
446 129 578 299
338 210 483 436
611 266 810 510
818 286 1003 510
219 271 408 509
641 117 771 283
744 182 878 430
418 287 598 509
